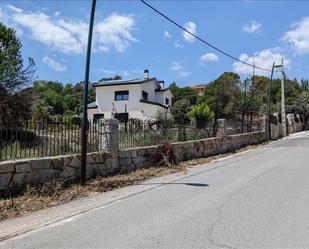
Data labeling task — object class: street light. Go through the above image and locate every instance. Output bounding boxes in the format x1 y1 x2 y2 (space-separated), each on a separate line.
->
80 0 97 185
267 60 286 140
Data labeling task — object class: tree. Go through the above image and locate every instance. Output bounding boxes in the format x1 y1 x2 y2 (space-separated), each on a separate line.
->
169 82 197 105
31 105 52 122
0 23 35 122
187 103 214 123
200 72 242 120
172 99 191 123
99 75 122 82
32 80 95 118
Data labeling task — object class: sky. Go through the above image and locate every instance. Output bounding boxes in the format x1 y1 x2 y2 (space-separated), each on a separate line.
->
1 0 309 87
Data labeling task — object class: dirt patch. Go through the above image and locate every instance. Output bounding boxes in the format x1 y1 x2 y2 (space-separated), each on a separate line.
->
0 141 269 221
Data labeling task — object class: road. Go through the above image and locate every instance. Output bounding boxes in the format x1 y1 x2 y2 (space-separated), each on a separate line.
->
1 131 309 249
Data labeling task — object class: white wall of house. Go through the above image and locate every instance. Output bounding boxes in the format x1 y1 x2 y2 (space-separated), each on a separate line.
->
140 103 170 119
96 83 141 114
156 90 172 106
141 81 157 102
88 107 99 120
87 78 173 121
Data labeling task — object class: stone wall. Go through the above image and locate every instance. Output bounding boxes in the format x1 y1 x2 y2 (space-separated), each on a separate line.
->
0 118 268 190
0 152 118 191
118 130 267 170
270 113 304 139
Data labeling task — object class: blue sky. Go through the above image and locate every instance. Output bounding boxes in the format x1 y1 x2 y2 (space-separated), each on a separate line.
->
1 0 309 86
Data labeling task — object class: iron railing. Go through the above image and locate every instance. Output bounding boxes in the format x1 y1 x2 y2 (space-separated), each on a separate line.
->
0 120 100 161
0 119 264 160
119 120 216 149
226 120 262 135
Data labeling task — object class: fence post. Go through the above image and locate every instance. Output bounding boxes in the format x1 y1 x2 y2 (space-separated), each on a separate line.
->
216 119 226 137
260 115 268 137
100 118 119 158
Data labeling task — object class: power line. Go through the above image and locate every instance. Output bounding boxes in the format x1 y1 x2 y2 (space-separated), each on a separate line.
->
140 0 273 73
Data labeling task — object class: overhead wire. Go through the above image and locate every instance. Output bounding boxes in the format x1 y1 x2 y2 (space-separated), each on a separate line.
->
140 0 275 73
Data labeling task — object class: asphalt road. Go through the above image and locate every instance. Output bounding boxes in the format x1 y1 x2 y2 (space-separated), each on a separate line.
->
2 132 309 249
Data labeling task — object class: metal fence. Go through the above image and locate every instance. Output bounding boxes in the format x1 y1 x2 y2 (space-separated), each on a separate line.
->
119 120 216 149
119 119 263 149
0 118 263 161
226 120 262 135
0 120 100 161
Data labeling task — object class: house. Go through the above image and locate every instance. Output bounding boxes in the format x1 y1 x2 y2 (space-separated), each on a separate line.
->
190 83 207 96
87 70 173 121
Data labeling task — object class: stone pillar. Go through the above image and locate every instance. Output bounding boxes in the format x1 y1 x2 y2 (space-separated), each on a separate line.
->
216 119 226 137
260 115 268 139
99 118 119 158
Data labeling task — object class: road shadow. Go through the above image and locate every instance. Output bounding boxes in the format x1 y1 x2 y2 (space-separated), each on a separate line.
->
135 182 209 187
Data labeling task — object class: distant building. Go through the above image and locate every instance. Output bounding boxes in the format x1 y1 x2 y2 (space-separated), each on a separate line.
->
190 83 207 96
87 70 173 121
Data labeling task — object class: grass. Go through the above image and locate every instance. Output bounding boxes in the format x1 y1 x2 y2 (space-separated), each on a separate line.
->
0 141 269 221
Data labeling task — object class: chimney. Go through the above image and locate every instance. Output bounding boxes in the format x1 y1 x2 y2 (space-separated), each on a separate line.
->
158 80 164 89
144 69 149 79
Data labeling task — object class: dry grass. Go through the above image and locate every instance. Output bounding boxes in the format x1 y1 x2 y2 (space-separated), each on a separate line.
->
0 141 269 221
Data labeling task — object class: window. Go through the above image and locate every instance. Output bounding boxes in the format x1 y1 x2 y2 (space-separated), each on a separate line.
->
165 98 170 105
93 114 104 123
142 91 148 101
115 91 129 101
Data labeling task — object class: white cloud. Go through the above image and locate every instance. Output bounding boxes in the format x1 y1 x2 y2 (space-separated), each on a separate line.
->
200 53 219 65
163 30 171 39
95 13 137 53
121 69 140 77
169 61 190 77
242 20 262 33
6 5 22 13
2 5 137 55
98 69 140 78
54 11 61 17
98 69 117 75
43 56 66 72
183 21 197 43
282 17 309 55
232 47 290 76
174 40 184 48
0 6 23 36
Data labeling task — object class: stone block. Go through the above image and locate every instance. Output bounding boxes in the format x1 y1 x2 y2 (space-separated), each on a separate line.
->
111 158 119 170
118 150 131 159
130 150 137 158
119 158 131 168
137 149 146 156
11 173 28 187
30 158 52 170
59 166 78 179
0 173 13 189
122 162 135 172
16 163 31 173
68 156 81 169
132 156 145 169
0 162 15 173
63 156 74 167
51 157 64 170
29 169 59 184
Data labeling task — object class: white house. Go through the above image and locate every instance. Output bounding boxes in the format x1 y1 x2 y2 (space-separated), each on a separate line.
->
87 70 173 121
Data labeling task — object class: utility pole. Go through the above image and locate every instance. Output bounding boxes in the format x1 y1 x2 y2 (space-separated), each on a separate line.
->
267 62 275 140
281 58 286 137
80 0 97 185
